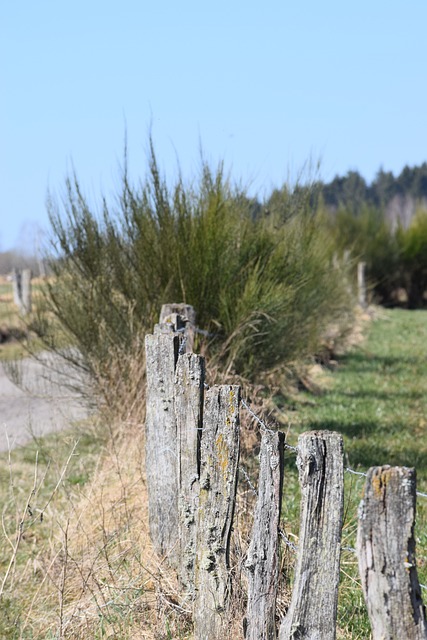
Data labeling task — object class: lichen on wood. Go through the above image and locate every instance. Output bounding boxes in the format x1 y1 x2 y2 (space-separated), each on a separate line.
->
245 430 285 640
174 352 205 595
193 384 241 640
279 431 344 640
357 465 427 640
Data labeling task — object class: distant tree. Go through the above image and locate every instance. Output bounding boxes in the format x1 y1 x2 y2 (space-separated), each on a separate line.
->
412 163 427 199
371 168 401 205
322 170 367 212
397 165 415 195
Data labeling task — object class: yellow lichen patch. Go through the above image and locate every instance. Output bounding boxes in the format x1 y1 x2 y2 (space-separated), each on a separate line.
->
372 467 394 499
228 387 236 413
215 433 230 479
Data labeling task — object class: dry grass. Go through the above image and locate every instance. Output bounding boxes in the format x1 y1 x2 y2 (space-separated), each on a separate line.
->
1 420 194 639
45 425 186 640
0 308 377 639
0 380 279 639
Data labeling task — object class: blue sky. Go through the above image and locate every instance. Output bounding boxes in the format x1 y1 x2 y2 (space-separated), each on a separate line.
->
1 1 426 251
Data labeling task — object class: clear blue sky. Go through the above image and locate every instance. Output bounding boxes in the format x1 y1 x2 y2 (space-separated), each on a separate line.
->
1 1 426 251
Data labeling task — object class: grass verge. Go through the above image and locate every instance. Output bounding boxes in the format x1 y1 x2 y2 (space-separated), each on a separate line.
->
277 307 427 638
0 421 106 639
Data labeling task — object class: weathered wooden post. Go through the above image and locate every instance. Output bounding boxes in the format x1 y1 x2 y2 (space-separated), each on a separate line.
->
12 268 32 315
193 385 241 640
12 268 21 308
174 352 205 595
357 261 367 308
245 431 285 640
145 327 182 558
357 466 427 640
279 431 344 640
160 303 196 353
145 306 196 560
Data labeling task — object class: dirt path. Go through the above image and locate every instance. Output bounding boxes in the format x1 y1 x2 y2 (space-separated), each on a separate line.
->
0 353 91 451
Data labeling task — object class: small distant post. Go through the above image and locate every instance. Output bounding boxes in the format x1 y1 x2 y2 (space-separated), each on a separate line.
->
160 303 196 353
12 268 32 315
21 269 32 315
357 261 367 308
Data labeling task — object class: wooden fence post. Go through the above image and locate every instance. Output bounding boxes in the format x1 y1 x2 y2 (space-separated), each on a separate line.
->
12 268 32 315
21 269 32 314
12 268 21 307
193 385 241 640
356 466 427 640
245 431 285 640
357 261 367 308
160 303 196 353
279 431 344 640
145 306 196 560
174 352 205 595
145 330 181 558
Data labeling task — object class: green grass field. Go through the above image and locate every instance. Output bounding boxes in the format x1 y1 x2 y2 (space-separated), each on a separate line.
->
290 308 427 480
278 308 427 638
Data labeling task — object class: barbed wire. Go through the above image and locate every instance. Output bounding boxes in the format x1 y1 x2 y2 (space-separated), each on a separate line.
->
188 345 427 501
240 401 427 499
345 467 427 500
239 465 258 497
241 399 299 452
279 528 298 552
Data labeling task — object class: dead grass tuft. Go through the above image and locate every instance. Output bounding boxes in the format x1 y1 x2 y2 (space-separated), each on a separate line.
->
10 420 193 640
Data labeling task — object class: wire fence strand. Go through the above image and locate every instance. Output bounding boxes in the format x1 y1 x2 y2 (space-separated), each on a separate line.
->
240 400 427 499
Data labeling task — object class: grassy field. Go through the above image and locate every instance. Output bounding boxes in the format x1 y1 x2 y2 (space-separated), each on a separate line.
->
0 423 108 639
0 307 426 638
278 307 427 638
289 308 427 479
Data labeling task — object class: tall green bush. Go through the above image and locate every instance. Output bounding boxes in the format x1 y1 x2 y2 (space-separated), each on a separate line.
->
331 204 427 307
35 144 353 396
331 206 401 304
397 210 427 307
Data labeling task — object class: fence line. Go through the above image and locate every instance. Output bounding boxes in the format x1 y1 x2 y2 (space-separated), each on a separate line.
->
144 305 427 640
241 400 427 499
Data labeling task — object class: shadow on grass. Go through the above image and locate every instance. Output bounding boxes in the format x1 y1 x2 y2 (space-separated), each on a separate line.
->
338 351 420 373
335 389 425 401
347 441 427 478
300 419 427 475
302 418 383 439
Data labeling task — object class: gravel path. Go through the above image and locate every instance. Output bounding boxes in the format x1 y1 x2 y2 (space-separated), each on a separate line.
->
0 353 92 452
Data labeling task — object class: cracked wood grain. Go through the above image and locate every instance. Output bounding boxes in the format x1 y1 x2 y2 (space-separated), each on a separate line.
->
193 385 241 640
357 465 427 640
279 431 344 640
245 430 285 640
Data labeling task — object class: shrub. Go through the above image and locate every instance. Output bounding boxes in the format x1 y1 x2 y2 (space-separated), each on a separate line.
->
34 143 354 401
397 209 427 307
331 205 427 307
331 206 401 304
